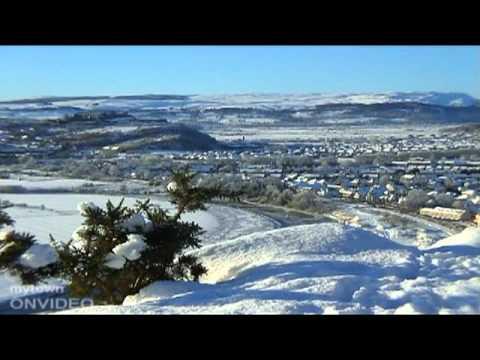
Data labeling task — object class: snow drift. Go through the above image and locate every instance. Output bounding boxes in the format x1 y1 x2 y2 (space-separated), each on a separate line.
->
427 227 480 250
60 222 480 315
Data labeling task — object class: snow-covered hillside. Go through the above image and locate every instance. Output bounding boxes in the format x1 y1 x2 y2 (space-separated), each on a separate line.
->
50 92 479 110
188 92 479 110
1 92 478 114
61 223 480 314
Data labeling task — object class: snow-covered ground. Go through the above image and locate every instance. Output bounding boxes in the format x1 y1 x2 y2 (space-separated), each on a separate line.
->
60 223 480 314
330 203 453 249
2 191 479 314
74 125 140 135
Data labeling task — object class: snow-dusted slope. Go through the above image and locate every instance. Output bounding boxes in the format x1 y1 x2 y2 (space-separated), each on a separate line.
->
61 223 480 314
427 227 480 250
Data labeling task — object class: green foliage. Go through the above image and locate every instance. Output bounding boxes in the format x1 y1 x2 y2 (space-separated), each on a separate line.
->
400 189 430 211
0 209 14 227
0 229 56 285
0 231 34 267
2 208 57 284
169 169 241 219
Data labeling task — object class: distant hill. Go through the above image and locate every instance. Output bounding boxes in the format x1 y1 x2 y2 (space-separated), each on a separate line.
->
1 91 478 108
0 110 226 156
111 95 189 101
0 94 189 105
0 96 109 105
50 118 226 152
194 101 480 126
1 92 479 126
308 102 480 125
441 123 480 134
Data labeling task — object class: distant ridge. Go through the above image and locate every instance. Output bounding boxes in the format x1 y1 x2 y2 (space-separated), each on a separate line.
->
0 94 189 104
0 92 478 108
0 96 109 104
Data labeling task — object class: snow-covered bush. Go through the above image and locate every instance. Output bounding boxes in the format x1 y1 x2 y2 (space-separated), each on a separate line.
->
443 177 458 191
0 212 58 285
77 201 99 216
289 190 319 211
166 181 178 192
400 189 430 212
433 193 455 208
452 200 467 210
29 169 235 305
277 189 295 206
0 209 14 229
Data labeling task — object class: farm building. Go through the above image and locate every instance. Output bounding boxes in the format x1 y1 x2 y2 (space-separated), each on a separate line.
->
419 207 470 221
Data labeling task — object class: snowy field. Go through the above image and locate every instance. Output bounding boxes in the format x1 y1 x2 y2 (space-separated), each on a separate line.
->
0 194 277 246
210 125 446 143
0 176 108 191
0 175 151 193
61 223 480 314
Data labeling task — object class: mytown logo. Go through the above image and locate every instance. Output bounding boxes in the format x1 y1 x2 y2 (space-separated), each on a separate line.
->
10 285 64 295
8 285 94 311
9 297 94 311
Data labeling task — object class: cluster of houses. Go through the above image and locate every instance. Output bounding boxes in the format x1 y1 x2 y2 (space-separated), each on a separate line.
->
159 145 480 224
86 134 480 225
280 134 478 158
152 131 479 166
284 158 480 223
0 126 61 160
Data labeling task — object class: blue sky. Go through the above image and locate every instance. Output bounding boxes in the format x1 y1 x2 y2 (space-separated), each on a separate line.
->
0 46 478 100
